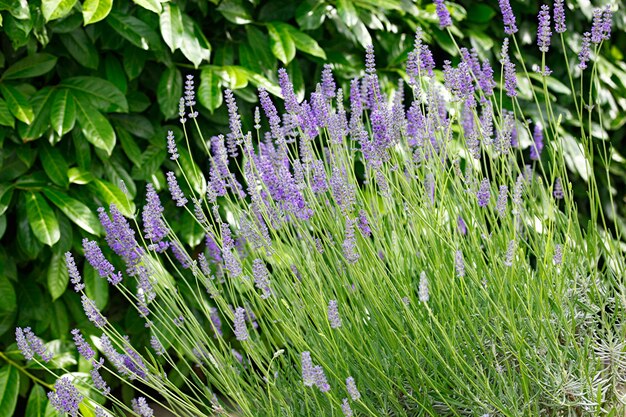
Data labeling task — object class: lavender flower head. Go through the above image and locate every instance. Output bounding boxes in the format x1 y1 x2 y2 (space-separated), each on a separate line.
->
346 376 361 400
16 327 52 362
166 130 178 160
341 398 353 417
48 378 83 417
321 64 336 99
327 299 342 329
71 328 94 361
455 249 465 278
419 271 429 303
530 123 544 160
553 0 566 33
365 45 376 75
537 5 552 53
302 351 315 386
82 295 106 328
499 0 518 34
433 0 452 28
553 177 564 199
166 171 188 206
253 258 272 299
142 183 169 252
234 306 249 341
132 397 154 417
477 178 491 208
65 252 84 292
578 32 591 70
83 239 121 285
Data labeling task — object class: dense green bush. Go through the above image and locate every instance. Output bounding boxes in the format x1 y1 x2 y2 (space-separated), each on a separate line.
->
0 0 624 414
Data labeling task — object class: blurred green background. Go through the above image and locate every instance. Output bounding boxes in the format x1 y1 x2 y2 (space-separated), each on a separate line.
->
0 0 624 415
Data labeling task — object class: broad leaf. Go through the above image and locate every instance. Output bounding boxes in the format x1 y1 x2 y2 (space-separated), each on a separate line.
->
0 98 14 127
90 179 135 217
74 96 116 155
50 89 76 136
217 0 253 25
104 56 127 94
130 145 166 180
67 167 95 185
43 188 102 235
198 66 222 112
267 22 296 65
107 11 162 51
159 3 184 52
295 0 327 30
180 14 211 68
48 250 69 301
222 66 249 89
82 0 112 24
284 23 326 59
60 76 127 112
25 192 60 246
40 143 69 187
2 53 58 80
0 186 14 216
59 29 99 69
245 26 275 71
157 67 182 119
178 146 205 195
0 277 17 337
25 384 46 417
132 0 161 14
84 264 109 310
0 365 19 417
116 127 143 167
0 84 34 124
19 87 55 141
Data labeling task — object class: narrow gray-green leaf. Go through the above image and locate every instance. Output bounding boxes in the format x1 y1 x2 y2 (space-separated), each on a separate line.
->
2 53 58 80
198 66 222 112
42 188 102 235
157 67 182 119
47 250 68 301
74 97 116 155
25 192 60 246
0 365 19 417
50 89 76 136
0 84 34 124
40 144 69 188
82 0 112 24
267 22 296 65
25 384 46 417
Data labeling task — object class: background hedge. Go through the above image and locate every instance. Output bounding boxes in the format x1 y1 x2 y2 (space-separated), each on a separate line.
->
0 0 624 414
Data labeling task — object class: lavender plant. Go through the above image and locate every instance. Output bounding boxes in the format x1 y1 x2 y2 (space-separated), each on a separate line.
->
14 2 625 416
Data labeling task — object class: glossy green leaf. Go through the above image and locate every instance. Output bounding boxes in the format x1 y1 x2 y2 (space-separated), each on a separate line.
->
466 3 496 23
0 186 14 216
40 143 69 187
157 67 182 119
2 53 58 80
60 76 127 112
25 384 46 417
284 22 326 60
0 0 30 19
246 72 282 96
116 127 143 166
0 98 14 127
0 84 34 124
68 167 95 185
198 66 222 112
0 365 19 417
74 97 116 155
19 87 55 141
337 0 358 27
42 188 102 235
82 0 112 25
159 3 184 52
217 0 253 24
130 145 166 180
107 11 162 51
84 264 109 310
180 14 211 68
222 66 249 89
0 216 6 240
132 0 161 13
47 250 69 301
49 300 69 340
245 26 275 71
25 192 60 246
90 179 135 217
60 29 99 69
0 277 17 337
104 55 127 94
287 59 305 101
267 22 296 65
17 210 43 260
42 0 77 21
50 89 75 137
295 0 327 30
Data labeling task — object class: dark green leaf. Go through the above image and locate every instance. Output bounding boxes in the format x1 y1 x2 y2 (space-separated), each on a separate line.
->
267 22 296 65
42 0 77 22
60 76 128 112
117 127 143 166
2 54 58 80
59 29 99 69
130 145 166 180
337 0 358 27
67 167 95 184
0 186 14 216
17 210 44 260
50 89 76 137
287 59 304 101
111 114 154 139
217 0 253 24
19 87 55 141
0 84 34 124
49 301 69 340
179 14 211 68
466 3 496 23
74 96 116 155
132 0 161 14
90 179 135 217
0 98 14 128
0 365 19 417
179 210 204 247
122 46 147 80
40 143 69 187
82 0 112 25
25 192 60 246
295 0 327 30
47 250 69 301
198 66 222 112
157 67 182 119
0 216 6 239
127 90 150 113
42 188 102 235
159 3 184 52
84 264 109 310
25 384 46 417
0 0 30 19
0 277 17 337
104 55 127 94
107 11 162 51
178 146 205 195
245 26 275 72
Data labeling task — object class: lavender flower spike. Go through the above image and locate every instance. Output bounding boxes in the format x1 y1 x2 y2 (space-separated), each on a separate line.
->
433 0 452 28
530 123 544 160
346 376 361 400
477 178 491 208
341 399 353 417
71 328 94 361
166 130 178 160
132 397 154 417
82 295 106 328
16 327 52 362
234 307 249 341
301 351 315 386
65 252 84 292
166 171 188 206
83 239 121 285
578 32 591 70
48 378 83 417
553 0 566 33
499 0 518 35
327 300 342 329
537 4 552 53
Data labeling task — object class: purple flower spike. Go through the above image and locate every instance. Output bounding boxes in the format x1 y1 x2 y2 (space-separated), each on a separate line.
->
553 243 563 265
477 178 491 208
234 307 249 341
166 171 187 207
530 123 544 160
65 252 84 292
132 397 154 417
321 64 336 99
83 239 120 285
434 0 452 28
578 32 591 70
499 0 518 35
341 399 353 417
166 130 178 161
553 177 564 199
537 5 552 53
71 329 94 361
458 216 467 235
455 249 465 278
82 295 106 328
278 68 300 113
142 183 169 252
553 0 566 33
16 327 52 362
301 351 315 386
496 185 508 216
365 45 376 74
327 300 342 329
48 378 83 417
313 365 330 392
253 259 272 299
346 376 361 400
